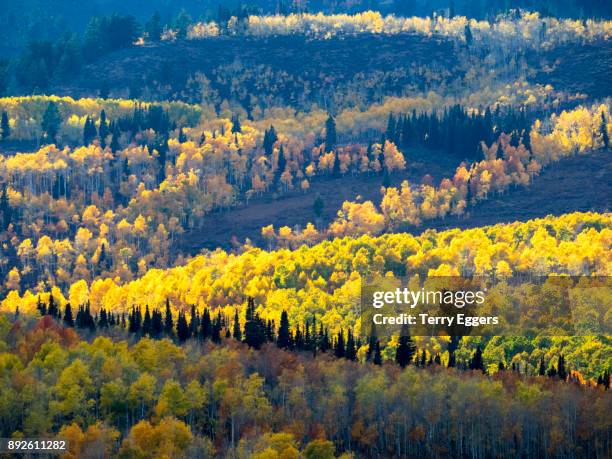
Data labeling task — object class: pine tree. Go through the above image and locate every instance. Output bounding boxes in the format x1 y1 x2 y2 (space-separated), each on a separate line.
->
231 114 242 133
469 345 484 372
244 297 266 349
110 126 120 152
325 115 337 152
345 329 357 361
263 126 277 156
47 295 58 318
145 11 163 42
266 319 275 343
294 324 304 350
189 305 199 337
332 150 341 177
164 299 174 336
557 355 567 381
37 295 46 316
275 144 286 185
386 113 396 141
41 101 62 144
233 310 242 341
211 313 222 343
1 111 10 140
277 310 291 349
600 111 609 148
0 184 12 230
83 116 97 144
151 309 163 338
313 194 324 219
317 323 329 353
373 341 382 365
395 325 416 368
63 303 74 327
334 329 345 359
129 306 142 334
142 306 152 335
85 303 96 331
177 311 190 342
464 24 473 46
200 308 212 341
99 110 108 148
178 126 187 143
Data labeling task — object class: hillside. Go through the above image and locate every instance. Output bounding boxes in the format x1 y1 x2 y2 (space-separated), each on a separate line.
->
47 35 612 106
53 33 459 106
179 148 611 251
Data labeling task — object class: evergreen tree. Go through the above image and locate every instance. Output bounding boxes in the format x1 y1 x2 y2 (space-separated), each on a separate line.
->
83 116 97 144
332 149 341 177
0 183 12 230
539 357 546 376
373 341 382 365
99 110 109 148
395 325 416 368
176 311 190 342
188 305 199 337
600 111 609 149
129 306 142 334
151 309 163 338
47 295 58 318
41 101 62 144
63 303 74 327
231 114 242 133
142 306 152 335
557 355 567 381
164 299 173 336
277 310 291 349
211 313 222 343
334 329 345 359
325 115 337 152
110 126 120 153
469 345 485 372
178 126 187 143
345 329 357 361
1 111 10 140
464 24 473 46
244 297 265 349
85 303 96 331
318 323 330 353
232 310 242 341
37 295 47 315
275 144 286 185
145 11 163 42
313 194 324 219
263 125 277 156
266 319 275 343
294 324 304 350
200 308 212 341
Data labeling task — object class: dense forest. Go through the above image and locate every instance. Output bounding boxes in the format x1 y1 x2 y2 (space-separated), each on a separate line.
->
0 2 610 458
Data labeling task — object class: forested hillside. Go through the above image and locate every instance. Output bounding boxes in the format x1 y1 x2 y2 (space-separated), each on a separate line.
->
0 3 610 458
